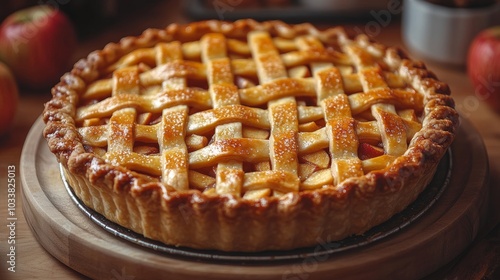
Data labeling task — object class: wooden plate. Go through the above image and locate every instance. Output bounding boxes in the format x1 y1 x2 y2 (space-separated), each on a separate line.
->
21 117 489 280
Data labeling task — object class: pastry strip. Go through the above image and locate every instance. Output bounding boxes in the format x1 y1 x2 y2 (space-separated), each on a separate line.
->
202 33 244 196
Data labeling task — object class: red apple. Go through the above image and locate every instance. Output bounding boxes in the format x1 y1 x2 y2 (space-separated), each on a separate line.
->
0 61 18 136
467 26 500 112
0 5 77 89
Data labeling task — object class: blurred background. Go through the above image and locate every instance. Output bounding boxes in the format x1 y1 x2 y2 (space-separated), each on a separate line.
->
2 0 498 64
2 0 497 62
0 0 399 39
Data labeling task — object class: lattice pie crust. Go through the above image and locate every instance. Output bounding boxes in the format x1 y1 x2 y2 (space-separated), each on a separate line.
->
43 20 459 252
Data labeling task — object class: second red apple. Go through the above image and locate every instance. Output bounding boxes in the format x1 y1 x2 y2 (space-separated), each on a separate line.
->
0 5 77 89
467 26 500 112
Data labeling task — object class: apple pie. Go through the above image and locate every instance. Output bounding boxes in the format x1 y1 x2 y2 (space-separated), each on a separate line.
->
43 19 459 252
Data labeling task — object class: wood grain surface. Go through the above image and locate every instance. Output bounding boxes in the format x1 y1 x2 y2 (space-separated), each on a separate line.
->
0 2 499 279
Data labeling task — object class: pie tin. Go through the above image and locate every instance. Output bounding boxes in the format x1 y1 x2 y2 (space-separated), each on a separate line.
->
61 150 452 263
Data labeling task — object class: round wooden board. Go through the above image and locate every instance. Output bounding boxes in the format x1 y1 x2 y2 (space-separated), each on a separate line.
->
21 117 489 280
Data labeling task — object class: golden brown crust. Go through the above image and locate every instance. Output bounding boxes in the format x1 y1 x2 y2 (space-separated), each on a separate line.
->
43 19 459 252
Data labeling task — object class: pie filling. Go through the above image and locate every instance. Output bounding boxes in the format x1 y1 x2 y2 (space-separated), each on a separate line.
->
43 20 459 251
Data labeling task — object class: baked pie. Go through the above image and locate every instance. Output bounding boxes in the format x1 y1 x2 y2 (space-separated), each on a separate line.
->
43 19 459 252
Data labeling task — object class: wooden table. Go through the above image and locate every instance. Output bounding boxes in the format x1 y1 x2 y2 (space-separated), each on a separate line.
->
1 2 499 279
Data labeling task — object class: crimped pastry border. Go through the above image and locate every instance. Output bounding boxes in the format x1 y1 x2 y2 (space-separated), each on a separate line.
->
43 19 459 252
